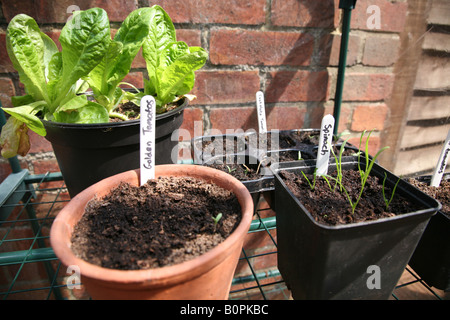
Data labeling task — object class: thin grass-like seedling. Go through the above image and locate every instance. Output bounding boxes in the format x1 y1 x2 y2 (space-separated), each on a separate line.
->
325 130 390 214
301 170 317 190
382 172 401 211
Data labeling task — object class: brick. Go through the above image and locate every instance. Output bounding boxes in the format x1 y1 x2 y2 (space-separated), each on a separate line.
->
0 77 16 108
362 36 400 66
147 0 265 25
28 131 53 154
351 104 388 131
351 0 408 32
348 135 380 157
342 73 394 102
271 0 339 28
318 34 361 67
209 107 257 132
209 105 306 133
179 107 203 142
324 102 352 132
32 158 60 174
2 0 138 23
191 70 260 105
121 71 144 90
0 33 15 73
265 70 329 103
210 29 314 66
176 29 202 47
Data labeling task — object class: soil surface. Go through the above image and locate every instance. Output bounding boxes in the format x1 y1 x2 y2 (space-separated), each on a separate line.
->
408 178 449 216
110 101 141 121
71 176 241 270
279 169 427 226
206 162 262 181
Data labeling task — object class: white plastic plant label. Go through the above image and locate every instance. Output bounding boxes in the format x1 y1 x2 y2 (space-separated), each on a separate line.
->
430 129 450 187
140 95 156 185
316 114 335 176
256 91 267 134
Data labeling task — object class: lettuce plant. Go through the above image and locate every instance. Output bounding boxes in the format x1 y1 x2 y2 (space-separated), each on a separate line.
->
0 8 111 157
0 5 207 158
136 5 208 113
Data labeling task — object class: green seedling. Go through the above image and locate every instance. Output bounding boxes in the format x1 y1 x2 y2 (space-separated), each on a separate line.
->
382 172 401 211
301 168 332 191
326 130 390 214
212 213 223 231
226 165 236 173
301 169 318 190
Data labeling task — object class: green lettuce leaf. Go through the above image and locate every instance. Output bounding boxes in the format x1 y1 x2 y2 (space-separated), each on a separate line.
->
53 8 110 111
6 14 57 104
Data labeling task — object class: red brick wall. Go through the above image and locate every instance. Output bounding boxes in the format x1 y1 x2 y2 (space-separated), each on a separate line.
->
0 0 410 178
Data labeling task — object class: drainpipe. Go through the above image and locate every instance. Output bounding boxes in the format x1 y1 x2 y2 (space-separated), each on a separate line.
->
333 0 357 136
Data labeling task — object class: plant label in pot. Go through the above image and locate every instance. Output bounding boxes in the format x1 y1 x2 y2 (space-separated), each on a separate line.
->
430 129 450 187
140 95 156 184
316 114 335 176
256 91 267 134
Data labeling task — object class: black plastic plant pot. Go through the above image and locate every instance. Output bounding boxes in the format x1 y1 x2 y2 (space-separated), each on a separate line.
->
202 154 273 209
43 99 187 198
191 133 248 164
271 157 441 300
407 174 450 291
244 129 320 159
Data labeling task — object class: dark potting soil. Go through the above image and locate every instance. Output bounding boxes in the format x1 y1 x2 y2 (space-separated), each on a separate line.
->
279 169 426 226
290 130 320 146
206 162 262 181
70 176 241 270
408 178 449 216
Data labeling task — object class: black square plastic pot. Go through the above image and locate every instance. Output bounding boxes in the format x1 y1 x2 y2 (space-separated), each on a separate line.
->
191 133 248 164
271 157 441 300
43 99 187 197
407 174 450 291
202 154 273 210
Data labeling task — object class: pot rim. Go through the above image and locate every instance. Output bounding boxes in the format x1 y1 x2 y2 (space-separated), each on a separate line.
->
41 96 188 129
271 157 442 231
50 164 253 287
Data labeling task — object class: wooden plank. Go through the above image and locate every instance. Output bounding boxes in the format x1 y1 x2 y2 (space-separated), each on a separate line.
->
422 31 450 52
393 144 449 176
427 0 450 26
408 96 450 121
400 123 450 149
414 56 450 91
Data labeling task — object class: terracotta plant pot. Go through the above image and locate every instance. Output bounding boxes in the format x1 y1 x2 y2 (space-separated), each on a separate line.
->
50 164 254 300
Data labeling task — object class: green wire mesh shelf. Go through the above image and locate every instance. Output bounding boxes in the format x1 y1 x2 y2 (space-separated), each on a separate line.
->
0 169 448 300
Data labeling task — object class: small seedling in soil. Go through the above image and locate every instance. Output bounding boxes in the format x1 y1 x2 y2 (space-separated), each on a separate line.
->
322 130 392 214
382 172 401 211
212 213 223 231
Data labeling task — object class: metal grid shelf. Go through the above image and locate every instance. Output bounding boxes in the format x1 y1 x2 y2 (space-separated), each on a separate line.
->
0 169 448 300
